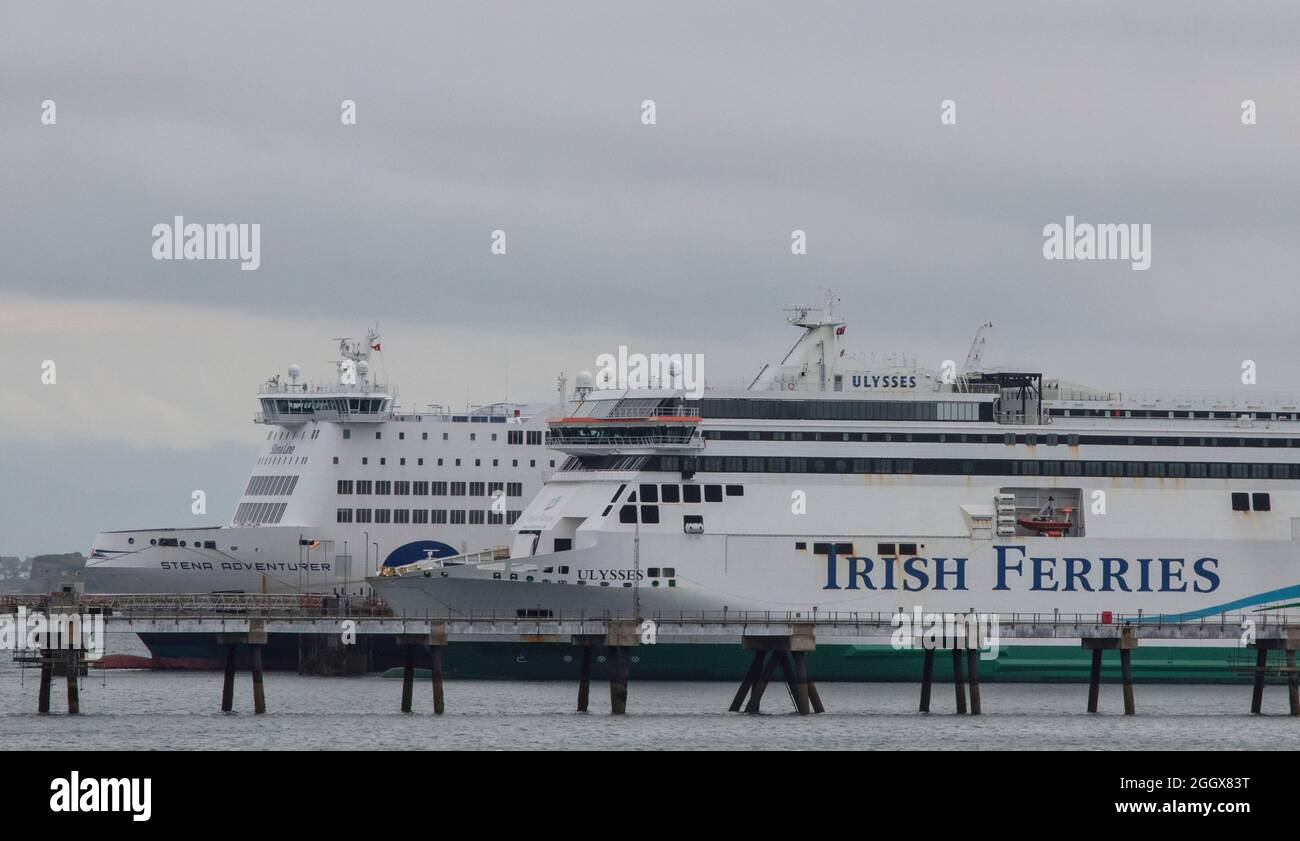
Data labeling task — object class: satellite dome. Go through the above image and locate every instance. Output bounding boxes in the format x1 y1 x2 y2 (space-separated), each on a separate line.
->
575 370 594 389
288 364 301 380
356 360 370 376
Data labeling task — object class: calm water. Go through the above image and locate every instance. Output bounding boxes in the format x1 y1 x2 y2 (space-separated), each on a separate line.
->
2 639 1298 750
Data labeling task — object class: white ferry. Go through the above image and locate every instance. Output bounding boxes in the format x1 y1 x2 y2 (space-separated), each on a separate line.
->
369 300 1300 681
84 330 571 596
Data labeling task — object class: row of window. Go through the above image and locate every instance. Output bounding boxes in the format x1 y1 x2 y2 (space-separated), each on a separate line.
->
702 430 1300 448
684 398 991 422
799 541 920 556
608 482 744 524
575 396 1300 425
333 454 553 469
1051 408 1300 421
335 508 522 525
342 428 543 443
336 480 525 497
232 501 288 525
621 455 1300 479
243 475 300 496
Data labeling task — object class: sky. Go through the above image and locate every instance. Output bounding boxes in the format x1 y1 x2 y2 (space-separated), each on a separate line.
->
2 1 1300 555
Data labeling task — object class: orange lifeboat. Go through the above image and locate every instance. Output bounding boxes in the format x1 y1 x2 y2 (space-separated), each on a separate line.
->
1017 496 1073 537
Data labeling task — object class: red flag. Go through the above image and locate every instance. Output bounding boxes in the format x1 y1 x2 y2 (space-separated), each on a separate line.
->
371 343 381 352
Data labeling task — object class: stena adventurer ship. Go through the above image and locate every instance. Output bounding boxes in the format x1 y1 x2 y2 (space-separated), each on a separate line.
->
372 298 1300 682
85 330 569 596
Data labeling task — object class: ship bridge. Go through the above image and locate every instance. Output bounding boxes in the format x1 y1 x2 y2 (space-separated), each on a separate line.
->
547 393 702 454
256 381 394 424
255 329 395 424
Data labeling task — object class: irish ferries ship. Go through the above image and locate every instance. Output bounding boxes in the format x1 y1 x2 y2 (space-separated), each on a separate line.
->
85 330 570 596
371 299 1300 682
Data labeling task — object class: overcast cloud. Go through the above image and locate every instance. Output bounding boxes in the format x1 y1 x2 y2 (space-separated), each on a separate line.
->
2 1 1299 555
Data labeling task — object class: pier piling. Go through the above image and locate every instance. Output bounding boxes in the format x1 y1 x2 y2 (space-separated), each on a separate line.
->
1250 648 1268 715
743 652 780 714
1247 628 1299 715
576 645 593 712
37 653 52 714
1120 649 1135 715
65 651 80 715
966 648 982 715
395 626 447 714
573 621 636 715
952 647 967 714
251 645 266 715
216 624 269 714
919 647 935 713
791 651 812 715
1087 649 1102 713
729 651 765 713
1288 649 1299 717
221 644 237 713
808 674 825 714
431 647 445 716
400 645 415 713
1082 626 1138 715
608 646 628 715
733 626 821 715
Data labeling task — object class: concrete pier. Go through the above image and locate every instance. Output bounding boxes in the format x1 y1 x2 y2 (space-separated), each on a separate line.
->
573 620 638 715
1248 628 1300 715
731 624 822 715
5 598 1299 720
396 625 447 714
1082 625 1138 715
216 623 269 714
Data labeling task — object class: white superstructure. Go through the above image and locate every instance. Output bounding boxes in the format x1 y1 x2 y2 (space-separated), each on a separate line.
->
85 330 568 594
372 301 1300 628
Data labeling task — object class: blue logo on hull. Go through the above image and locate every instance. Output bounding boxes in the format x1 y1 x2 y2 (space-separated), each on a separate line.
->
383 540 459 568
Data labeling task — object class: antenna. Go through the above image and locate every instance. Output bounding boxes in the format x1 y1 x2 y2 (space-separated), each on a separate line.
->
962 322 994 374
958 322 994 392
